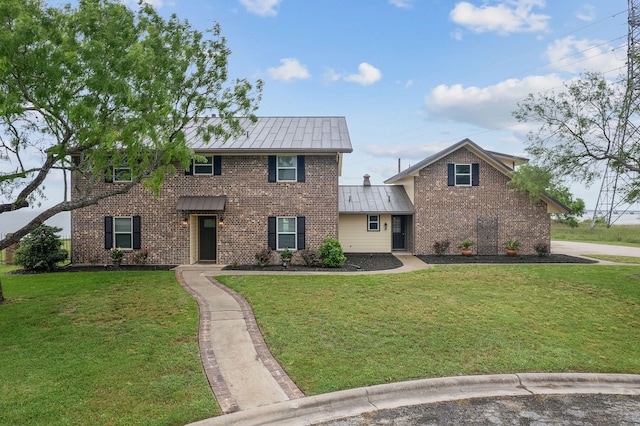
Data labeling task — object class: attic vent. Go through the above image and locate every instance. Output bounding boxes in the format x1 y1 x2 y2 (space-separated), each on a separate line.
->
363 174 371 186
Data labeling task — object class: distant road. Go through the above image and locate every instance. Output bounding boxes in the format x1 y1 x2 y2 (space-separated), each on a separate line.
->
552 240 640 258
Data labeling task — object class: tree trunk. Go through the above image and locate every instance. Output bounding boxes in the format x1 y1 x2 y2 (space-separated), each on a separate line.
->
0 278 4 302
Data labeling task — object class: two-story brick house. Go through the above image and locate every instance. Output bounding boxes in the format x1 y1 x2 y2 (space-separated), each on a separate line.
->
337 138 568 256
71 120 567 264
70 116 353 265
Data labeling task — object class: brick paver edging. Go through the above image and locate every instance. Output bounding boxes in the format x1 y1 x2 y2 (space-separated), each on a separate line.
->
206 277 306 400
175 270 241 414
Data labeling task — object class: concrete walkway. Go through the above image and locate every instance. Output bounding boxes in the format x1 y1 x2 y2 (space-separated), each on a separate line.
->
177 250 640 425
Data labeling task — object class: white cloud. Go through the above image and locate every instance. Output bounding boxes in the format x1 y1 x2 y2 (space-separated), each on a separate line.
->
239 0 281 17
389 0 414 9
424 74 565 129
126 0 163 8
576 4 596 22
450 0 550 35
267 58 310 81
323 68 342 82
344 63 382 86
544 37 625 74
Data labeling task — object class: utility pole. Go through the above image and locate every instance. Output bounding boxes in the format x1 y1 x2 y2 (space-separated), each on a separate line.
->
592 0 640 228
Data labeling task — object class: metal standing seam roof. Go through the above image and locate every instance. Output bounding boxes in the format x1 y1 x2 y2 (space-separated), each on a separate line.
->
176 196 226 211
183 116 353 153
339 185 414 214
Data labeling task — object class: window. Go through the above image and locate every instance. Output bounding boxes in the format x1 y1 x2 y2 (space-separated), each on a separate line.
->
114 217 133 249
186 156 221 175
277 217 297 250
447 163 479 187
368 215 379 231
268 155 305 182
277 156 297 181
113 166 132 182
268 216 305 250
455 164 471 186
105 216 141 250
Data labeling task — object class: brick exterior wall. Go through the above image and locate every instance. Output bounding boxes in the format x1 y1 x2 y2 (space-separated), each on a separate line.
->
71 154 339 265
412 147 550 255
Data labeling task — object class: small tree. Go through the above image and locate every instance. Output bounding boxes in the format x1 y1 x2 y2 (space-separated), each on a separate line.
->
14 225 68 272
317 238 346 268
508 163 585 227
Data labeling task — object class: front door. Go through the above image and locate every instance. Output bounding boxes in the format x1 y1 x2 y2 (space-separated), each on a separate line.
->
199 216 217 261
392 215 406 250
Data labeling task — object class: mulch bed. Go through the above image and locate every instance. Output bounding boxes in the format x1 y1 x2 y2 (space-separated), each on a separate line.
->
224 253 404 272
419 254 597 264
7 264 179 274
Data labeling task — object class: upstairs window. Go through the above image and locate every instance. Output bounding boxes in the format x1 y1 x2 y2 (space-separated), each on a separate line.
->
268 155 305 182
185 156 221 175
448 163 480 187
455 164 471 186
277 156 297 181
113 166 132 182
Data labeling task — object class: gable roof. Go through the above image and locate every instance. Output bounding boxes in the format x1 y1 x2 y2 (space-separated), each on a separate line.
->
384 138 516 184
339 185 414 214
184 116 353 153
383 138 569 214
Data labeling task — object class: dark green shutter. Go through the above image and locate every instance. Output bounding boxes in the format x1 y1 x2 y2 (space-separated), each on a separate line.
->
268 216 276 249
268 156 276 182
297 216 306 249
185 160 193 175
133 216 141 249
297 156 305 182
472 163 479 186
447 164 455 186
214 156 222 176
104 216 113 249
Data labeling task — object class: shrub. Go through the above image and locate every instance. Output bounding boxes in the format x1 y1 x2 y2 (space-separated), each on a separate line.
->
299 249 318 266
433 240 450 256
534 242 550 257
14 225 68 272
255 247 272 267
317 238 346 268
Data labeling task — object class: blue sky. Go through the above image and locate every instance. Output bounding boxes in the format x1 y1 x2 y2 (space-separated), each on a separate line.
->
0 0 631 234
147 0 626 206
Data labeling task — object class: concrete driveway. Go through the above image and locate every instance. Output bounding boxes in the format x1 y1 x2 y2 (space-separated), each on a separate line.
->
552 240 640 261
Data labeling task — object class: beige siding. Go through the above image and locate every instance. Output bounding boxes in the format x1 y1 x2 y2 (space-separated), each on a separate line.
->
339 214 392 253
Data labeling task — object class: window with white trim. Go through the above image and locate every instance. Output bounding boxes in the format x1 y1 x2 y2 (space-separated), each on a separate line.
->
455 164 471 186
114 216 133 249
194 156 214 175
277 156 297 181
277 217 297 250
113 158 132 182
367 215 379 231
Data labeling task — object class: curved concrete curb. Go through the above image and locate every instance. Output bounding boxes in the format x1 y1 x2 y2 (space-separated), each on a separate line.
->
187 373 640 426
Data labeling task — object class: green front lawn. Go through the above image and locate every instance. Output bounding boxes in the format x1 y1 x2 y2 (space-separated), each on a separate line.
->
219 265 640 395
552 222 640 247
0 271 218 426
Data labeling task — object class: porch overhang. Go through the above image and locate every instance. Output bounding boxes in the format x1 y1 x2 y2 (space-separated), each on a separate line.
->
176 196 226 211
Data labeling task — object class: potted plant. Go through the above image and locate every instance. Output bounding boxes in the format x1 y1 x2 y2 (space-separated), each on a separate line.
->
109 247 124 266
458 240 475 256
503 239 521 256
280 248 293 267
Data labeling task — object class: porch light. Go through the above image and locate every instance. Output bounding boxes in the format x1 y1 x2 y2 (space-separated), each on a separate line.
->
218 214 225 226
181 216 189 226
384 222 388 231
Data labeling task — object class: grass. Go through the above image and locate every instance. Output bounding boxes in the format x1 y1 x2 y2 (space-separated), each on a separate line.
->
0 271 219 426
218 265 640 396
552 222 640 247
581 254 640 264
